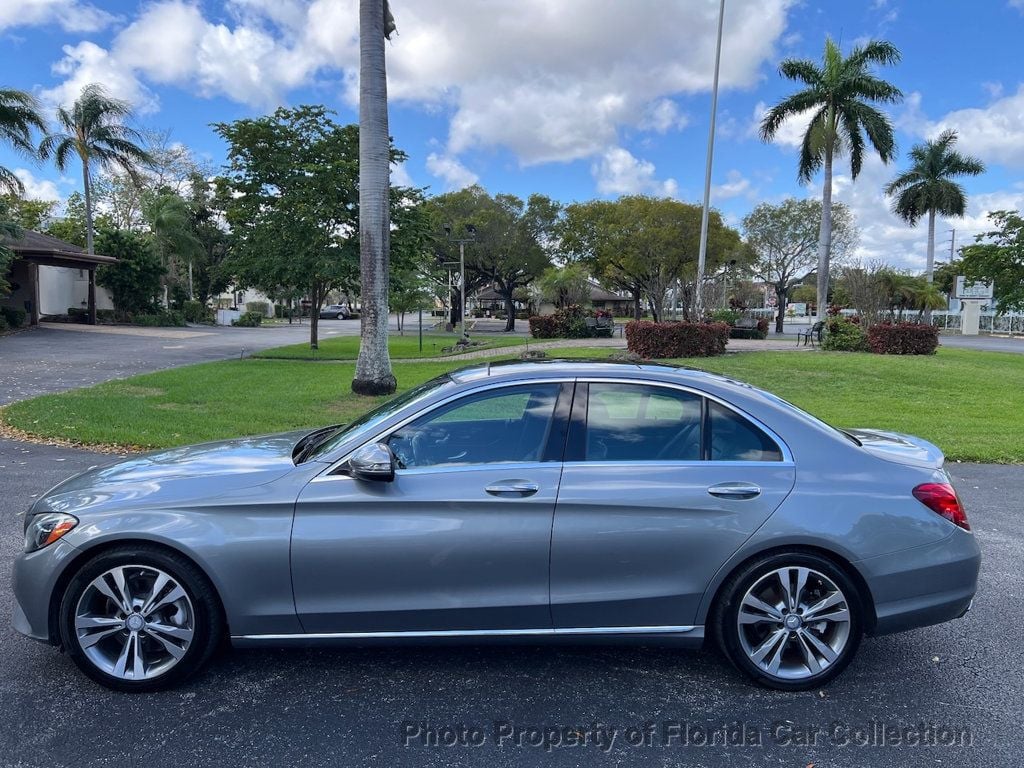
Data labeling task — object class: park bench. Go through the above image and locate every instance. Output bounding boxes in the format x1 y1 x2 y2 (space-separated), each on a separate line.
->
585 315 614 337
796 320 825 346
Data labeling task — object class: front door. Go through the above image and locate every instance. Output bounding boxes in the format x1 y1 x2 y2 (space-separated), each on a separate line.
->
550 382 796 629
291 382 571 634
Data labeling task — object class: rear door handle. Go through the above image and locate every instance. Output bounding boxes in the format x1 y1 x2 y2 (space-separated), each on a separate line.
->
707 482 761 500
485 482 539 497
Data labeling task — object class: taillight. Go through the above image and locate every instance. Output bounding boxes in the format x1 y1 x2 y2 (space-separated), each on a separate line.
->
913 483 970 531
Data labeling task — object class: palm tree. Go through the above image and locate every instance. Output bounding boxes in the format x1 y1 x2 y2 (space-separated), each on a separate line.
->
885 129 985 322
144 192 203 299
760 38 902 321
0 88 47 195
352 0 398 395
40 84 151 254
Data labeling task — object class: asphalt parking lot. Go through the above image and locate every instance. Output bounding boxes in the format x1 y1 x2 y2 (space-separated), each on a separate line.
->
0 437 1019 768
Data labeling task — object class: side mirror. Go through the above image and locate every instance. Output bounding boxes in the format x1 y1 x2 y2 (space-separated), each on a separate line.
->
348 442 396 482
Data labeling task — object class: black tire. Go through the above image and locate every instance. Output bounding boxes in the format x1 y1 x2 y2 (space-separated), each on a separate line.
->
712 551 864 691
59 545 224 692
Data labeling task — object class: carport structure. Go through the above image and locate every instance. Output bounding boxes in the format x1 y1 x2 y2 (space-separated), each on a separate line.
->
1 230 115 325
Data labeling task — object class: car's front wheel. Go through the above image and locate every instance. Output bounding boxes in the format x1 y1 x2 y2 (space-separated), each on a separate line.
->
59 546 223 692
714 552 863 690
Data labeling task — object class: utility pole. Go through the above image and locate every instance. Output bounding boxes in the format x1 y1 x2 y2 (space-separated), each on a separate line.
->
694 0 727 317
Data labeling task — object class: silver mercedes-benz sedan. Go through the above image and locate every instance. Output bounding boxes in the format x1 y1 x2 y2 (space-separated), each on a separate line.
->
13 361 980 692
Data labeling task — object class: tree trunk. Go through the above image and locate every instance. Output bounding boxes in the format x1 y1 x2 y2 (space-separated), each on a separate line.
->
924 208 936 325
352 0 396 395
632 291 642 320
815 145 834 323
82 159 95 255
775 285 786 334
309 284 323 349
504 293 516 332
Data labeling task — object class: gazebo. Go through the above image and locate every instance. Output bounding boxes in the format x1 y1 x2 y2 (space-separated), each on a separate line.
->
1 230 116 325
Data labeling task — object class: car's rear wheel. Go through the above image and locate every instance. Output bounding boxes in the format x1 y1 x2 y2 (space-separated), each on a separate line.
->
714 552 863 690
59 546 223 692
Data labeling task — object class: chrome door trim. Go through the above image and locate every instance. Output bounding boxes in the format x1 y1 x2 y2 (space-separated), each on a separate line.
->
232 625 700 641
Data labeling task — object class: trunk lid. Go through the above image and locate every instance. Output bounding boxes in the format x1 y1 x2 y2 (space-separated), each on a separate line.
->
844 428 945 469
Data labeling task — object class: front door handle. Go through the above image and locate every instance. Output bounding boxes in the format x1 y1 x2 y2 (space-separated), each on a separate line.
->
485 482 539 497
707 482 761 500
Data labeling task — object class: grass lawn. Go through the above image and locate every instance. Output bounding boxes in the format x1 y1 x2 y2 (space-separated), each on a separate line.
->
254 333 527 360
3 347 1022 462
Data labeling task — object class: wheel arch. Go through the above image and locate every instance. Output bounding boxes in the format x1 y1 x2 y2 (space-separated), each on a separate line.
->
698 542 878 635
48 537 230 648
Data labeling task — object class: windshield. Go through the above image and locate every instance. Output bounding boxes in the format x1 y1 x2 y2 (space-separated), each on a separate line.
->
300 374 457 462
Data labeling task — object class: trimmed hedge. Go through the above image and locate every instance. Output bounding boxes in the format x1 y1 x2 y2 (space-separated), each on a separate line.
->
867 322 939 355
528 315 558 338
625 321 730 358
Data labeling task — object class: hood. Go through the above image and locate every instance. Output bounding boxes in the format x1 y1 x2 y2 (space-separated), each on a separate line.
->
36 431 307 516
845 428 945 470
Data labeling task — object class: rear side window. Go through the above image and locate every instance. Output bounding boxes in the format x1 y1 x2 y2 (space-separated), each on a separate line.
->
586 383 702 461
709 401 783 462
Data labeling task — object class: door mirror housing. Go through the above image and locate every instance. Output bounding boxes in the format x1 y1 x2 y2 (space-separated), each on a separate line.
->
348 443 396 482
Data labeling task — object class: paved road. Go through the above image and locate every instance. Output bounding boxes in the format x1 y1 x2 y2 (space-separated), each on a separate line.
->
939 334 1024 354
0 439 1019 768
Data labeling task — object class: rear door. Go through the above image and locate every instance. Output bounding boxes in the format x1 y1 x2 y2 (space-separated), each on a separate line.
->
550 381 795 630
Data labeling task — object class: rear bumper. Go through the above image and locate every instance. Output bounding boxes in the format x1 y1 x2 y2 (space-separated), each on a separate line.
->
857 529 981 636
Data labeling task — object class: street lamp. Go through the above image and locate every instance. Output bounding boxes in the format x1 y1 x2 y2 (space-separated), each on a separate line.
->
444 223 476 337
694 0 727 318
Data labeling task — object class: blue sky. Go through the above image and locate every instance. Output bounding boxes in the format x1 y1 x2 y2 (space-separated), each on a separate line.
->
2 0 1023 269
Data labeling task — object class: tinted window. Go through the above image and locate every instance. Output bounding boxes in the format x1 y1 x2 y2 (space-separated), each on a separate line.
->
388 384 560 468
709 401 783 462
586 383 702 461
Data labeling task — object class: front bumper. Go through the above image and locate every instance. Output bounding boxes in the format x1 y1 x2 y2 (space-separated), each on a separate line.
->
11 540 82 644
858 528 981 636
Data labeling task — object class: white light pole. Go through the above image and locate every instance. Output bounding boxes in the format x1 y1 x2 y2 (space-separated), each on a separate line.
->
444 223 476 337
695 0 726 318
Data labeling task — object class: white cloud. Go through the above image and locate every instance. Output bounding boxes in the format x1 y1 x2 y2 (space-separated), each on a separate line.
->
390 160 415 189
0 0 114 32
42 41 159 112
13 169 65 201
925 85 1024 168
425 153 478 191
39 0 795 176
713 170 753 200
1010 0 1024 12
591 147 678 198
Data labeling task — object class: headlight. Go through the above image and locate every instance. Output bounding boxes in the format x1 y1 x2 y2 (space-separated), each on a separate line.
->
24 513 78 553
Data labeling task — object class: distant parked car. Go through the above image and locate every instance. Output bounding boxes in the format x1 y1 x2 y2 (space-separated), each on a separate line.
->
13 361 980 691
319 304 350 320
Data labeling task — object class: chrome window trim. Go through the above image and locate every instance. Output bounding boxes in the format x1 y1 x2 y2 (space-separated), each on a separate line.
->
577 377 794 464
233 624 700 641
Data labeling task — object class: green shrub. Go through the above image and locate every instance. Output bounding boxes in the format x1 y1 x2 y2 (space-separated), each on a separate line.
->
245 301 271 317
867 322 939 355
552 305 589 338
709 308 742 326
528 315 558 338
232 311 264 327
0 315 7 332
133 310 186 327
182 300 211 324
625 321 730 358
1 306 27 328
821 317 869 351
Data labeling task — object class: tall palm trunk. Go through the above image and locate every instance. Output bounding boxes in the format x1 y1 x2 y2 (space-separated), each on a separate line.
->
352 0 396 395
82 158 95 255
924 208 936 325
815 144 834 322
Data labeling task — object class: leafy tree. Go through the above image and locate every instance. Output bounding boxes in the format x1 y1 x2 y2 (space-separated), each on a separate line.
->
961 210 1024 311
0 206 20 296
537 262 592 309
42 191 97 248
0 194 57 231
40 83 152 254
144 191 204 298
389 267 433 334
0 88 47 195
95 228 165 315
560 196 745 321
885 129 985 321
215 105 420 350
353 0 399 395
760 37 902 321
743 198 857 332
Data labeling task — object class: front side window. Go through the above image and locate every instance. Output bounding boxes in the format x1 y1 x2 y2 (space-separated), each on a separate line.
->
708 401 783 461
388 384 561 469
585 383 702 461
